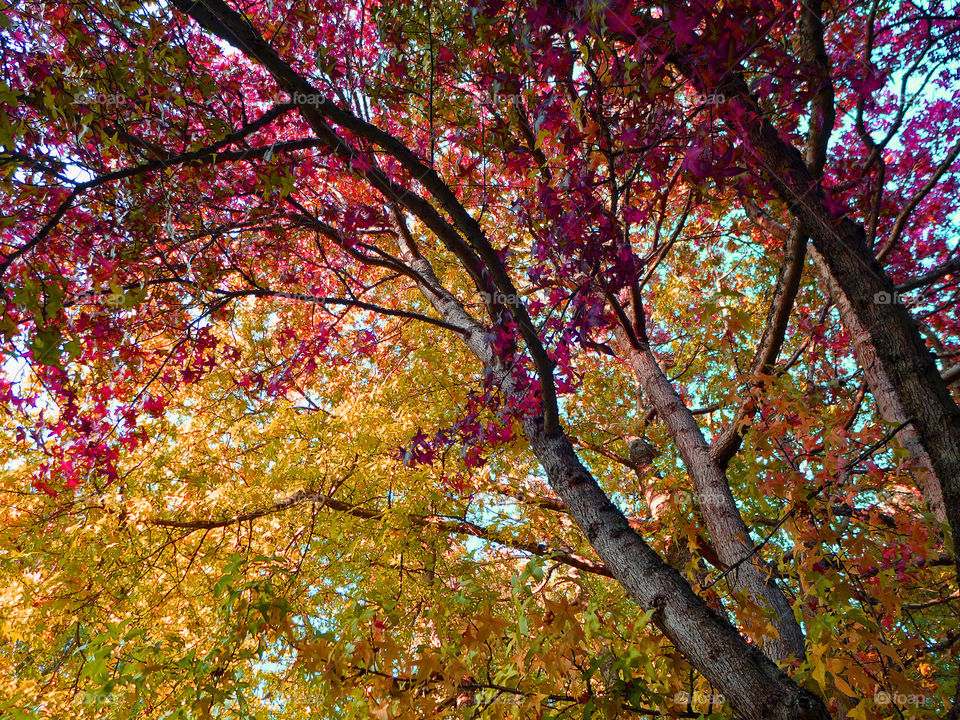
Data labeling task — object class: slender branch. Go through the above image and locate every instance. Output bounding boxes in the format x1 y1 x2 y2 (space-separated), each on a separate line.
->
149 489 611 577
212 287 469 335
1 131 313 278
878 134 960 263
896 257 960 293
711 223 807 469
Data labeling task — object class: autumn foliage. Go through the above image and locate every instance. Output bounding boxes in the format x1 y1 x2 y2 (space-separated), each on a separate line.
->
1 1 960 719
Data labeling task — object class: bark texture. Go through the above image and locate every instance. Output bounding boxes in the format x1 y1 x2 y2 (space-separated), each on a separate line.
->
808 245 946 522
620 338 807 663
745 109 960 534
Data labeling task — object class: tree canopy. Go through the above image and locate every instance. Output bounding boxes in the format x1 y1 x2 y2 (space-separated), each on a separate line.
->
2 1 960 719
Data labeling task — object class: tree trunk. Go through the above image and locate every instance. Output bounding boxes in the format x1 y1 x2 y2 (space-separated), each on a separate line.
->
707 71 960 585
397 226 831 720
808 245 946 522
620 337 807 663
524 427 830 720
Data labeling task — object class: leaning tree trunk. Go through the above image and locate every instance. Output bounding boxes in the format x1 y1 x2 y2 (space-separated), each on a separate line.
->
395 220 832 720
807 245 946 522
617 333 807 663
697 69 960 586
748 102 960 563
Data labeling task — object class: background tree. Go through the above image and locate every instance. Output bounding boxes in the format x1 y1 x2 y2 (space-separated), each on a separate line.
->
1 1 959 719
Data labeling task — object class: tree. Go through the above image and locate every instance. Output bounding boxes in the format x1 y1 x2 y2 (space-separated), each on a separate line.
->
1 0 959 718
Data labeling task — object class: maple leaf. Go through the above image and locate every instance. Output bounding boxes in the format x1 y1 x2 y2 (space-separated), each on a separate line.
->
670 11 699 48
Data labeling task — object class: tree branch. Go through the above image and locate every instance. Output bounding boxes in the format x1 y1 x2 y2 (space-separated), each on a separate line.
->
150 489 611 578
